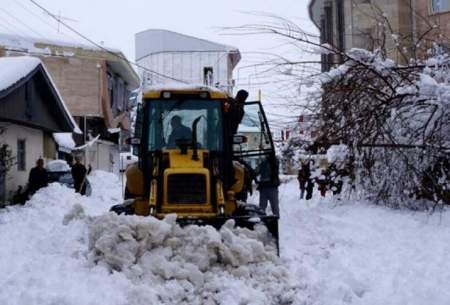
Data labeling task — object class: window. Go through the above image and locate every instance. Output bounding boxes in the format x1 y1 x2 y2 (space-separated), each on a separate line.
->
203 67 213 86
17 139 26 171
431 0 450 13
147 99 223 152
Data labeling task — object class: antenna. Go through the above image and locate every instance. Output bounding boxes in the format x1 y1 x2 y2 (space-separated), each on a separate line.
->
45 10 78 33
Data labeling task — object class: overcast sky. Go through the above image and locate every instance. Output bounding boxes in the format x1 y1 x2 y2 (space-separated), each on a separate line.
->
1 0 318 130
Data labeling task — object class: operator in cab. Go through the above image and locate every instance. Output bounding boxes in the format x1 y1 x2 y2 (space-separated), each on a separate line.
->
167 115 192 148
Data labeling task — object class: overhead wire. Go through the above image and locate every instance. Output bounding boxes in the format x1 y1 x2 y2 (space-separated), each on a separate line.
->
28 0 188 84
0 7 47 40
12 0 81 43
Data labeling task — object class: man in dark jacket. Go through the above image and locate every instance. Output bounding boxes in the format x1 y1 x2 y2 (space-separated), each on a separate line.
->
297 161 310 199
256 155 280 216
229 89 249 135
28 158 48 195
167 115 192 148
71 156 87 195
305 160 315 200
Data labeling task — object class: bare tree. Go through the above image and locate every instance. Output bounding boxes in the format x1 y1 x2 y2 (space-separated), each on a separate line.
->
228 10 450 208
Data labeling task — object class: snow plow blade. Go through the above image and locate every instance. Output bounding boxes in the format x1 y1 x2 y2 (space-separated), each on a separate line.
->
175 216 280 255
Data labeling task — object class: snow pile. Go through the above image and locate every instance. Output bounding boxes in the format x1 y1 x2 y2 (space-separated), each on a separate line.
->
53 132 76 151
0 56 41 91
46 159 71 172
327 144 349 163
87 213 297 305
0 170 298 305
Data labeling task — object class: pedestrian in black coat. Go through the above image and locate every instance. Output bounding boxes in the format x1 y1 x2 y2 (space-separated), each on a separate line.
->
71 156 87 195
28 158 48 195
305 160 315 200
297 161 310 199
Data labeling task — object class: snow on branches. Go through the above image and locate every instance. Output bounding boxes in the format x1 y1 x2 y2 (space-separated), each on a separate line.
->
318 48 450 209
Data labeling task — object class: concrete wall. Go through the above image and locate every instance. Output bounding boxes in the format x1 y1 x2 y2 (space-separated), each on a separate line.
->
312 0 414 64
41 56 103 117
0 123 46 201
345 0 412 63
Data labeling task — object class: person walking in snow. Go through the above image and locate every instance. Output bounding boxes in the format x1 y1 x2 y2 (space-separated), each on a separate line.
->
297 161 310 199
71 156 89 195
28 158 48 195
316 167 328 197
256 155 280 216
305 160 315 200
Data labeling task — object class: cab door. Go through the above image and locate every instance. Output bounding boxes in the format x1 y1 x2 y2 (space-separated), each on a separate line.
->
233 101 277 186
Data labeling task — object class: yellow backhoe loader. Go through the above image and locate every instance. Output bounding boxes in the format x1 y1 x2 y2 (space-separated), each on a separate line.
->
111 86 279 252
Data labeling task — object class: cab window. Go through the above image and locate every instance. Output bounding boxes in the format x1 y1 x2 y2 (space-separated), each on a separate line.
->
147 99 223 152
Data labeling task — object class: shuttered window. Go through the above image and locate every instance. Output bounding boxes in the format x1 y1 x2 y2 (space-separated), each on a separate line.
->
17 139 26 171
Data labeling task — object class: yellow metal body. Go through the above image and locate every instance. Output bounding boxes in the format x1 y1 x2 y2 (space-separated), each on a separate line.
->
142 87 228 100
127 87 241 219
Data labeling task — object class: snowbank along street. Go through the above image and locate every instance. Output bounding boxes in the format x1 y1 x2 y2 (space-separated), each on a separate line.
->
0 172 449 305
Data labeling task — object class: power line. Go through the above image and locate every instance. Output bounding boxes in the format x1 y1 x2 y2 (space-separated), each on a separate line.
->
28 0 188 84
12 0 80 43
0 14 45 48
0 7 46 39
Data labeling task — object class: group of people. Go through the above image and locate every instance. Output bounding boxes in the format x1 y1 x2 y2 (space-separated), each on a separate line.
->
297 160 344 200
26 156 90 197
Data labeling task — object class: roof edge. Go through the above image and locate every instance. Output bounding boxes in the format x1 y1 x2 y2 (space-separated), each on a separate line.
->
135 29 239 50
308 0 321 30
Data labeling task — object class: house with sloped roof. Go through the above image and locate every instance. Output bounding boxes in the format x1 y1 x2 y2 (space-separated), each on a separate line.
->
0 33 140 174
0 56 79 204
135 29 241 93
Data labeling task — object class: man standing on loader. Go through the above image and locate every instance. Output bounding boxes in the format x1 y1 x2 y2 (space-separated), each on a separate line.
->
229 89 249 135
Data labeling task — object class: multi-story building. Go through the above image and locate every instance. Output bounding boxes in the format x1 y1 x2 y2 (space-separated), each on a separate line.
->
135 29 241 94
309 0 450 70
415 0 450 53
0 33 140 173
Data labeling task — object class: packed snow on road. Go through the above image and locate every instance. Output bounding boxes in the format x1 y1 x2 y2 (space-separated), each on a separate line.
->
0 172 449 305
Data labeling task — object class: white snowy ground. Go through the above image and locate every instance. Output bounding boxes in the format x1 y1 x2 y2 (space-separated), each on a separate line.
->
0 172 449 305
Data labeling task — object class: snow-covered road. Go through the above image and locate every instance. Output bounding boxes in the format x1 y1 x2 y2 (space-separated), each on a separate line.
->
277 177 450 305
0 172 449 305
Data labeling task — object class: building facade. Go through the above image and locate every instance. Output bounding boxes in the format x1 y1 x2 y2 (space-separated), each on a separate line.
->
0 56 78 203
307 0 450 70
415 0 450 53
0 34 140 173
135 29 241 94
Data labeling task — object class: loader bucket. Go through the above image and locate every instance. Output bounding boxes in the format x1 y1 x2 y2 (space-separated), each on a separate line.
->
175 215 280 255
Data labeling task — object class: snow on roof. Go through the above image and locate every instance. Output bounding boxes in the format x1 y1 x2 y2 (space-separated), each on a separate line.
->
0 33 139 90
0 32 118 55
53 133 76 151
0 56 81 133
135 29 241 64
0 56 40 91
